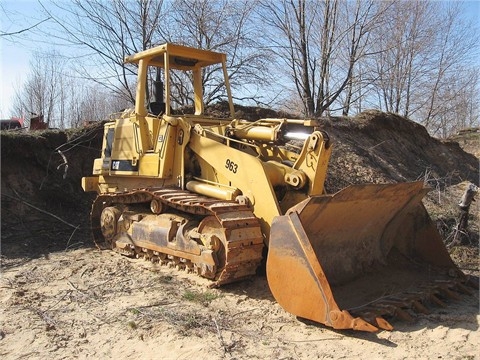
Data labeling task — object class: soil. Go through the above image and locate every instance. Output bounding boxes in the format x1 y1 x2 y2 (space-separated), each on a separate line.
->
1 110 479 359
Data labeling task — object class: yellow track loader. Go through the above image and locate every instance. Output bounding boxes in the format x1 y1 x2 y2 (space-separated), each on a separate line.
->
82 43 475 332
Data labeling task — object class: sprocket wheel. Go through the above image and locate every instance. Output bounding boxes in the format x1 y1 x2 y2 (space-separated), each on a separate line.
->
197 216 227 279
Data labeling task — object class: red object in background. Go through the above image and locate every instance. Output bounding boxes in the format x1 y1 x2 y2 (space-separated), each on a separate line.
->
30 115 48 130
0 117 24 130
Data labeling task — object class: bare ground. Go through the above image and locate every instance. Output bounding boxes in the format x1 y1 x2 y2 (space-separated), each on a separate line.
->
1 111 479 359
1 245 478 360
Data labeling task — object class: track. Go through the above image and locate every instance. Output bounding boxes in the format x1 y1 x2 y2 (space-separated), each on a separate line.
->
90 187 264 286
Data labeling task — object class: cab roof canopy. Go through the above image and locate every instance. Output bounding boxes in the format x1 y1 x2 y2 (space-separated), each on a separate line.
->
124 43 226 70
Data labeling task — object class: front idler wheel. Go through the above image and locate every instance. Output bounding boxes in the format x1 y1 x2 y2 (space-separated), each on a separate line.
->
100 206 122 247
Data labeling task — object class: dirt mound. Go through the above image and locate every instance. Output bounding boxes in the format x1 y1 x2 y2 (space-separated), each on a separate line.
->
1 124 103 257
448 127 480 158
319 110 478 192
1 111 478 256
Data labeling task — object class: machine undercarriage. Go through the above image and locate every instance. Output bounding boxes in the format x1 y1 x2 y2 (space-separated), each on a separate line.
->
91 188 264 286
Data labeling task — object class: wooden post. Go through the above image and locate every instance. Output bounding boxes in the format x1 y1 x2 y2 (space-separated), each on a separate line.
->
450 183 478 247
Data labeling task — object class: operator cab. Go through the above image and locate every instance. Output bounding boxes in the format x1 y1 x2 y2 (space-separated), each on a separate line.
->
124 43 235 118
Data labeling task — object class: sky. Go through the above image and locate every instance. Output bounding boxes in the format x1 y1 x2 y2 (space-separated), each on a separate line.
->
1 0 480 119
0 0 58 118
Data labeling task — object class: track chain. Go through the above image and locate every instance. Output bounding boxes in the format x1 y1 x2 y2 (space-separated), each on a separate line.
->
90 187 264 286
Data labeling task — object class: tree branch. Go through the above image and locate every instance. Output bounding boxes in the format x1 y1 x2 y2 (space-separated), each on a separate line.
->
0 17 51 36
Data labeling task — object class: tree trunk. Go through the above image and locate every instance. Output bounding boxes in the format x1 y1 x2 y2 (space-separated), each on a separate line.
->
449 184 477 247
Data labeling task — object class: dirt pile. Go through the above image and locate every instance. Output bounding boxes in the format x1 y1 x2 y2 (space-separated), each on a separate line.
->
448 127 480 158
318 110 478 192
1 124 103 256
1 110 478 258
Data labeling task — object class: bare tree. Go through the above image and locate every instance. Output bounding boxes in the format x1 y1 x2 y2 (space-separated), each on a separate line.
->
38 0 268 111
419 3 480 137
364 1 479 137
339 0 391 115
40 0 165 104
368 2 441 116
6 0 478 136
258 0 319 116
259 0 383 117
12 51 64 128
423 68 480 138
13 51 129 128
161 0 270 108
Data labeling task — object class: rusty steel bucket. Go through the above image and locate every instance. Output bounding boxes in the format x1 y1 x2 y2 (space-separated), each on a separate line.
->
267 181 470 332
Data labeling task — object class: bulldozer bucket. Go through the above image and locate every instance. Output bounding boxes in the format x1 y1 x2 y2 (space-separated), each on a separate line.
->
267 181 472 332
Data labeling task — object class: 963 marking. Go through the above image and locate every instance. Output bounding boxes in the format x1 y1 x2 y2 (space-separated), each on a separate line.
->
225 159 238 173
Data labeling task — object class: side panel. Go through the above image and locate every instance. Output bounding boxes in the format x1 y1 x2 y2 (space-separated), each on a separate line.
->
100 116 186 180
188 131 281 240
110 117 139 176
138 153 160 177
